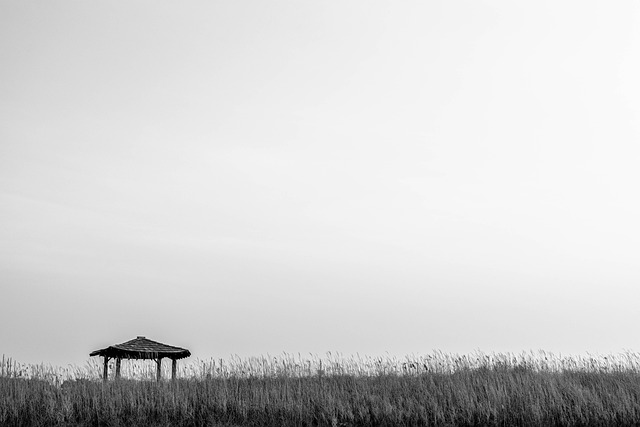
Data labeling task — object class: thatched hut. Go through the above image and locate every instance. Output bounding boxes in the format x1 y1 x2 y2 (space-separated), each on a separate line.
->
90 336 190 381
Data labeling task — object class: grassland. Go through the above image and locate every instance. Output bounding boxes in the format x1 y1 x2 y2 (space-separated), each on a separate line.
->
2 351 640 426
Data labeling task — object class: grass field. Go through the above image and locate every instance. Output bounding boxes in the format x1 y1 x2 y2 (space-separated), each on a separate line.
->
2 351 640 426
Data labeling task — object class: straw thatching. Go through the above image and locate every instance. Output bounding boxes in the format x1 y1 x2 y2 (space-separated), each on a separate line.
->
90 336 191 360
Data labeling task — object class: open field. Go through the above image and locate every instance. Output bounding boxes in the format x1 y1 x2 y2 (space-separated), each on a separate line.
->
3 351 640 426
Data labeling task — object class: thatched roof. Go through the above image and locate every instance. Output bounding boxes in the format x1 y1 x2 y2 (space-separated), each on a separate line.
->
90 336 191 360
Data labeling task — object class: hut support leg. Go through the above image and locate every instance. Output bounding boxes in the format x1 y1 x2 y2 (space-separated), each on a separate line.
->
172 359 177 380
156 358 162 381
115 358 121 380
102 356 109 381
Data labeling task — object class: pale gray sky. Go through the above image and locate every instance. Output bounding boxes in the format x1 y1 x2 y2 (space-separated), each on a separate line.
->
2 1 640 366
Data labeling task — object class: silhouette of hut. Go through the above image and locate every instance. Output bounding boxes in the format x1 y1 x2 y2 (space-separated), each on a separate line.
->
90 336 191 381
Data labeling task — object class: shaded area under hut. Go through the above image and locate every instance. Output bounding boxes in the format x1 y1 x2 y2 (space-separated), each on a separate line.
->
90 336 191 381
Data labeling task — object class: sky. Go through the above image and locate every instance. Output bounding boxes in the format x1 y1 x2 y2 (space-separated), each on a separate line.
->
2 1 640 367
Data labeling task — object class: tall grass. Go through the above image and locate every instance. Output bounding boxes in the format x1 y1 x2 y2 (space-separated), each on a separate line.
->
2 351 640 426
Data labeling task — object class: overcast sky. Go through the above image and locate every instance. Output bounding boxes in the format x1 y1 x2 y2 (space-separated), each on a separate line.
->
2 1 640 367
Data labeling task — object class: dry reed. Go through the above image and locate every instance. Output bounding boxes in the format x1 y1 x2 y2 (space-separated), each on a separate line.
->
2 351 640 426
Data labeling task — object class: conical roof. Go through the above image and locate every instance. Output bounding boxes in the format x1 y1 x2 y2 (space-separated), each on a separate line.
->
90 336 191 360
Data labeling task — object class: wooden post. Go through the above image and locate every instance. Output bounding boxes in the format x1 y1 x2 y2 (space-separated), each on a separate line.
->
172 359 177 381
115 358 121 380
102 356 109 381
156 358 162 381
